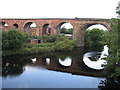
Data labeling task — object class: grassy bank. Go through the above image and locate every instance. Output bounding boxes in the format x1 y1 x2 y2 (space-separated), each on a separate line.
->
2 29 77 57
2 37 77 57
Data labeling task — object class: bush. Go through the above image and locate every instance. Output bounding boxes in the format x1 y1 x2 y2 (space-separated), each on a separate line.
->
2 35 77 56
40 35 59 43
106 19 120 78
54 37 77 51
2 28 29 50
60 28 73 34
84 28 108 51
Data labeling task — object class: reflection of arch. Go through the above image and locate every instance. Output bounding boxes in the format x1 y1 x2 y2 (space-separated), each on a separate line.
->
57 22 74 34
24 22 36 35
13 24 18 28
83 52 107 70
42 24 51 35
59 57 72 67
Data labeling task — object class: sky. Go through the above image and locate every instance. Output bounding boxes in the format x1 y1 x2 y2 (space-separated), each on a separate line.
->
0 0 119 18
0 0 119 29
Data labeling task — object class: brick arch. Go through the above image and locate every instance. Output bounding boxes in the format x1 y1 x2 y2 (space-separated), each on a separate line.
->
39 21 55 36
13 23 19 28
56 21 74 34
0 21 9 31
73 22 110 47
80 22 110 31
23 21 37 27
23 21 37 35
8 22 23 32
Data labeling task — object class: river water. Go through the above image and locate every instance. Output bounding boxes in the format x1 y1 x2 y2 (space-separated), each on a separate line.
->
2 46 109 88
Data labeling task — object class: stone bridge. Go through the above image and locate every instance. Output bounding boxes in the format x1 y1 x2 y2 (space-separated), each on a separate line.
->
0 18 110 46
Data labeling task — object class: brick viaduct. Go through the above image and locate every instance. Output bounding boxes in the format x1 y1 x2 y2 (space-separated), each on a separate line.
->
0 18 110 46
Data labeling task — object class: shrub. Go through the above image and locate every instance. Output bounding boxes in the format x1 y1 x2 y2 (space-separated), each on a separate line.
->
40 35 59 43
54 36 77 51
2 35 77 56
60 28 73 34
84 28 108 51
2 28 29 50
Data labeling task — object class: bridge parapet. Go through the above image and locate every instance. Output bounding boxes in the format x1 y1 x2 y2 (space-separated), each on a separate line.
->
75 18 110 22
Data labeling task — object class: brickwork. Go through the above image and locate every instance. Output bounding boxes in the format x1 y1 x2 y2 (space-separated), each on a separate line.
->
0 18 111 46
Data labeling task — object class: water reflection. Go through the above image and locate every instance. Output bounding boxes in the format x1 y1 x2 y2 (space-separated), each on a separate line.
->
100 45 109 59
83 52 107 70
2 48 108 78
59 57 72 66
46 58 50 65
31 58 36 63
2 56 31 77
2 46 109 88
83 45 108 70
98 78 120 88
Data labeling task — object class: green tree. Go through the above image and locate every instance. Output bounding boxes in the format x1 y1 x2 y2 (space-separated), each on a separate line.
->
84 28 107 51
2 28 28 50
60 27 73 34
116 1 120 17
60 27 66 34
107 19 120 77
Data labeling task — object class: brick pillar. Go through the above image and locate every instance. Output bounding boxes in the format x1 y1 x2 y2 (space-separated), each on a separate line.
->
51 26 57 35
73 23 85 47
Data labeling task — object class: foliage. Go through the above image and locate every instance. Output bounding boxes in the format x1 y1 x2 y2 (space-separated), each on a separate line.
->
106 19 120 78
3 35 77 56
2 28 29 50
84 28 109 51
54 36 77 51
60 27 73 34
116 2 120 17
40 35 59 43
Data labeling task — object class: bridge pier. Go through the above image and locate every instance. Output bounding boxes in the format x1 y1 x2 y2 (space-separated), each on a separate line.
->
73 23 85 47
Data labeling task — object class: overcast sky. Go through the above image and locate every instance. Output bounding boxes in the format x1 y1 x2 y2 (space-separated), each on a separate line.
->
0 0 119 30
0 0 119 19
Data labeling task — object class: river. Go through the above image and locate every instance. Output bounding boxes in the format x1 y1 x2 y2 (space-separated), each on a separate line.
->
2 46 109 88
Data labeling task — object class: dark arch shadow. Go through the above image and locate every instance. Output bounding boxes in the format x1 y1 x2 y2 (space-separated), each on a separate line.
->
13 24 19 28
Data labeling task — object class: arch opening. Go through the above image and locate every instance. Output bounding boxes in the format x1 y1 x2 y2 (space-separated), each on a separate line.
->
0 22 8 27
87 24 108 31
24 22 36 35
0 21 8 31
84 24 109 51
42 24 51 35
13 24 18 28
57 22 73 38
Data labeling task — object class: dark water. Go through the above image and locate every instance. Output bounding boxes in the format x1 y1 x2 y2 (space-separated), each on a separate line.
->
2 47 108 88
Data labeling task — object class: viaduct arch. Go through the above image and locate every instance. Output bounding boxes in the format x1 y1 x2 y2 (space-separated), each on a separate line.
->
0 18 110 46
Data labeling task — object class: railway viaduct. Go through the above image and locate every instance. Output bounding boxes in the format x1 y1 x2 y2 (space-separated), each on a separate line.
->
0 18 110 46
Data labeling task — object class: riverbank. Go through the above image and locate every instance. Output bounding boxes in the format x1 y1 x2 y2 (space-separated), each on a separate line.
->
2 39 77 57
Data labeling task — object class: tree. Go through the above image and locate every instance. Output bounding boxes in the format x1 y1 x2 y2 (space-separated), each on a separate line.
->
107 19 120 78
84 28 107 51
2 28 28 50
60 27 73 34
116 1 120 18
